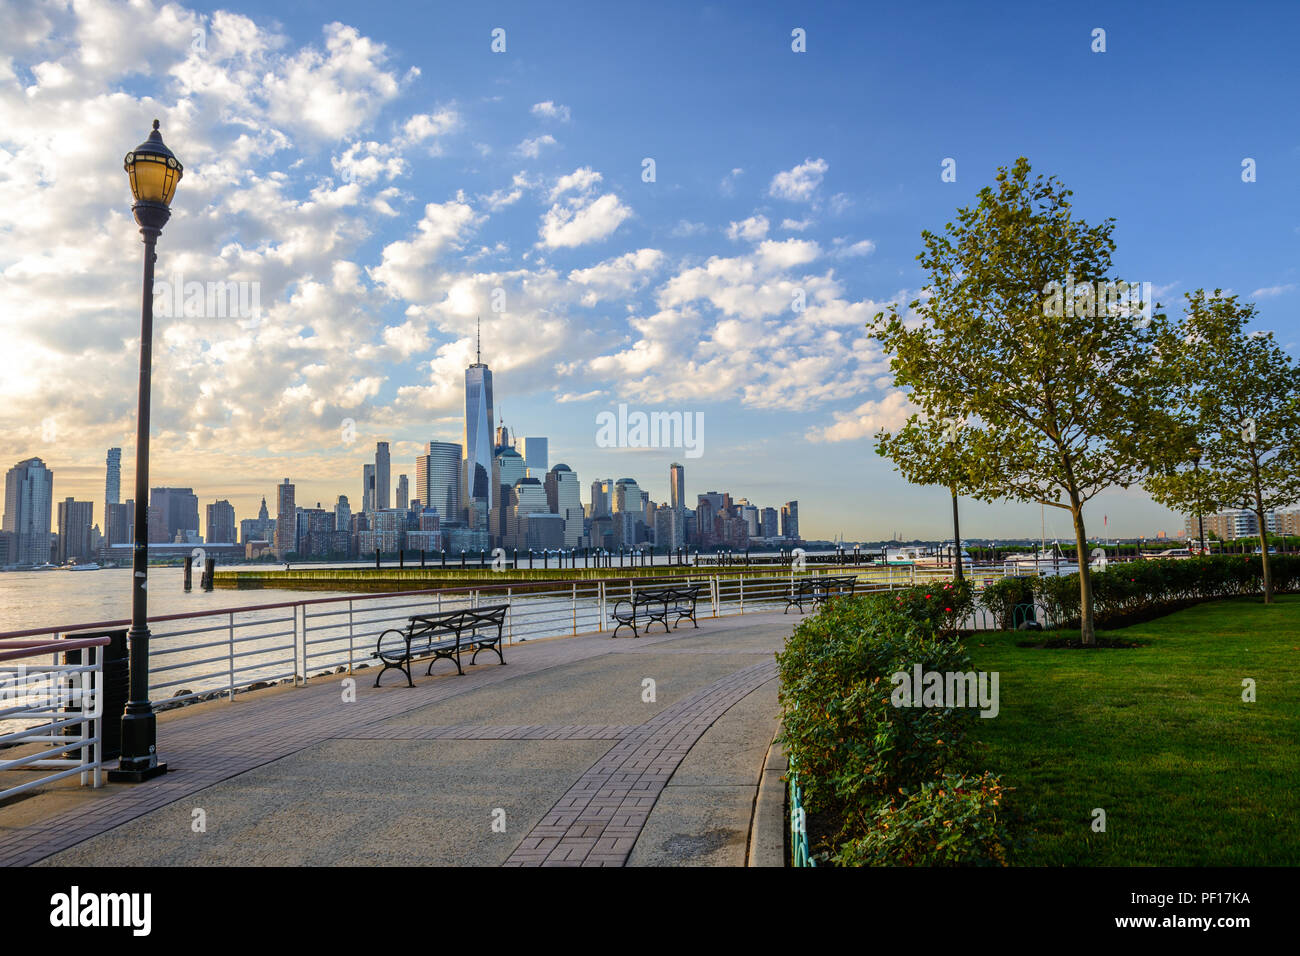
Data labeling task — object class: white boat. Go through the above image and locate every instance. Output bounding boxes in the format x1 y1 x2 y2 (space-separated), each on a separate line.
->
64 562 101 571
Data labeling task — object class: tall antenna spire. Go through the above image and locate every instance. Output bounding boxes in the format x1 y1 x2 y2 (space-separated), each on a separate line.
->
476 315 481 365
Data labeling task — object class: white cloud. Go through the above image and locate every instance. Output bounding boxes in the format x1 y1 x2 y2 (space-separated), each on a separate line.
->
1250 284 1296 298
726 215 770 242
720 167 744 196
769 158 828 202
781 218 814 231
809 391 916 442
530 100 571 122
549 166 602 201
832 238 876 258
539 193 632 248
671 220 708 238
370 199 480 299
515 134 556 158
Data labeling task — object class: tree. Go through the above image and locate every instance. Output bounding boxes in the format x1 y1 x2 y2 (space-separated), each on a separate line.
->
871 158 1172 645
1145 290 1300 602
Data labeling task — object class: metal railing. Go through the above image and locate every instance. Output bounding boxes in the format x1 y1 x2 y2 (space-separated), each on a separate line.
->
1 635 108 800
0 565 1031 715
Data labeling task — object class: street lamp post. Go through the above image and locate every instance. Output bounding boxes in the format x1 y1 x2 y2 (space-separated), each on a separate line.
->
110 120 182 784
1189 445 1206 555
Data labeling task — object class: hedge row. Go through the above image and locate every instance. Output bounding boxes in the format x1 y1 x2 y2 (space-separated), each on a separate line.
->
979 555 1300 630
776 583 1007 866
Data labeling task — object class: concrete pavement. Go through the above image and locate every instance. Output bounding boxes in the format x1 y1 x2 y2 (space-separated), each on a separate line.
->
0 608 796 867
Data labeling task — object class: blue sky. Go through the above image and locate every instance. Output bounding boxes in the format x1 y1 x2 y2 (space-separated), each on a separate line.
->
1 0 1296 542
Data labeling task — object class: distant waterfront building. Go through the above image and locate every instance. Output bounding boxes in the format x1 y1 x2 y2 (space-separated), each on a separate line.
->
395 474 409 515
544 464 583 547
296 505 336 558
206 499 236 544
239 497 274 545
106 500 135 547
150 487 199 542
761 507 779 539
491 446 527 545
654 506 686 550
1186 508 1281 542
463 321 495 529
362 463 376 514
375 441 391 511
669 462 685 512
781 501 800 540
275 478 296 555
57 498 94 564
417 441 462 522
3 458 53 566
335 495 351 532
590 479 612 518
105 448 121 509
613 479 645 521
523 437 548 478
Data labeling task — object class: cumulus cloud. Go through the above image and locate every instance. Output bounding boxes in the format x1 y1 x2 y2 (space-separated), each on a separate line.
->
539 193 632 248
726 215 769 242
769 158 828 202
809 391 916 442
530 100 571 122
515 134 556 158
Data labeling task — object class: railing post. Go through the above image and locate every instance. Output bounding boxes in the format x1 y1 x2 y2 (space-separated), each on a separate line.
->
507 587 513 644
347 600 355 674
227 611 235 701
572 583 577 635
740 574 745 614
599 580 606 632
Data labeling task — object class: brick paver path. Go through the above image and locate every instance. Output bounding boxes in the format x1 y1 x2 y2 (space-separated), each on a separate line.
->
505 660 776 866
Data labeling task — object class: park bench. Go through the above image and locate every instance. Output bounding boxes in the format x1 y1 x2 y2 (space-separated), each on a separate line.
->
784 575 859 614
667 584 704 630
612 588 673 638
371 604 508 687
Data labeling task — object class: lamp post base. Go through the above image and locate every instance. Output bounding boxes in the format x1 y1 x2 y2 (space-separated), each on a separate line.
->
108 762 168 783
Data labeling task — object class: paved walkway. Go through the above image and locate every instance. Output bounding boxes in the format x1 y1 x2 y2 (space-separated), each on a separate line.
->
0 609 794 867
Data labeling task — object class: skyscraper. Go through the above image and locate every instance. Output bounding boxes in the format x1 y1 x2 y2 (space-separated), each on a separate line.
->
362 463 375 514
150 487 199 542
545 464 583 547
335 495 351 532
463 318 495 526
375 442 391 511
669 462 685 512
3 458 54 566
57 498 94 564
206 500 236 544
105 448 121 508
781 501 800 540
416 441 462 521
395 473 409 512
590 479 612 518
523 437 548 478
275 478 296 555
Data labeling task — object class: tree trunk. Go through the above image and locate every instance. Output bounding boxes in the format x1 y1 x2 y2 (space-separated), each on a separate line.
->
1251 454 1273 604
1071 501 1096 646
950 486 964 585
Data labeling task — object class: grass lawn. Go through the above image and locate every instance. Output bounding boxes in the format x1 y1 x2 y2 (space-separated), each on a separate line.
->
966 595 1300 865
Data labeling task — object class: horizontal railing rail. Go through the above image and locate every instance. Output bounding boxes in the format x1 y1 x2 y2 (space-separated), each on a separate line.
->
0 565 1033 717
1 635 108 801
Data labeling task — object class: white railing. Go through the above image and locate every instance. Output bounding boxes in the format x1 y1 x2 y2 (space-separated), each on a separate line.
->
0 565 1027 718
1 635 108 801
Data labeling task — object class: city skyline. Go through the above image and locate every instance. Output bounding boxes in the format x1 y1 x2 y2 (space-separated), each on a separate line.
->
3 2 1295 541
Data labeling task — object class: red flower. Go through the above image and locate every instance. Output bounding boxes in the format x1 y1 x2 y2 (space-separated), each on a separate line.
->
925 594 931 599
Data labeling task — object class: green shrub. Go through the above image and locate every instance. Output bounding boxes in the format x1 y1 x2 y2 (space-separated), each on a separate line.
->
777 592 1005 864
978 577 1035 630
832 771 1010 867
867 581 975 633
